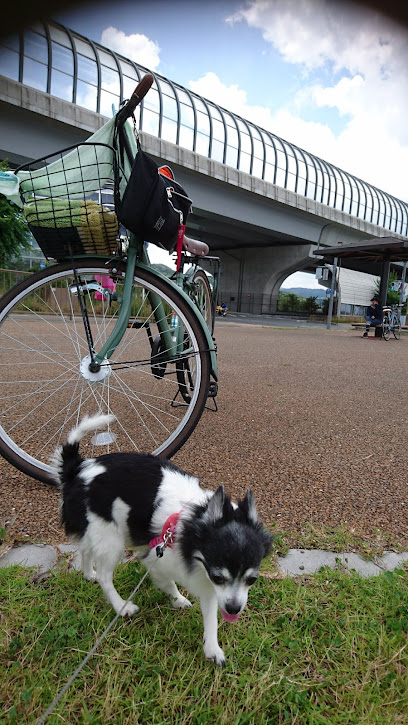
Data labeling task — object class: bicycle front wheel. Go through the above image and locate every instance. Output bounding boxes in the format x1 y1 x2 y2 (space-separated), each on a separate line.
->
382 316 391 340
0 258 210 483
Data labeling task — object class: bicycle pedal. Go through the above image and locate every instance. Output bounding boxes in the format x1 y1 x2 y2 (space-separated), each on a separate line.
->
208 381 218 398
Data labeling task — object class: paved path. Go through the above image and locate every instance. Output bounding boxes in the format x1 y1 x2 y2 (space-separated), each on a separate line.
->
2 543 408 578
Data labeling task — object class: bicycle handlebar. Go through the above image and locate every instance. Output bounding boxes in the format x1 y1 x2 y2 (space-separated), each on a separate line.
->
116 73 154 125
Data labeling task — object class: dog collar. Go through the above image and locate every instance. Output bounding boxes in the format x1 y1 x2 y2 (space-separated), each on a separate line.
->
149 512 180 551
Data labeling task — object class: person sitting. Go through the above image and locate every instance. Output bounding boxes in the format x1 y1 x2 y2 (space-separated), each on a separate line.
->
363 295 383 337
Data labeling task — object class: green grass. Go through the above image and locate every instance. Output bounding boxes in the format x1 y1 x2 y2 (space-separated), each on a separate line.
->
2 562 408 724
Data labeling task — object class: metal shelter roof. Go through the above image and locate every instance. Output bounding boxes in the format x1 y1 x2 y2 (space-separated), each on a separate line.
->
313 237 408 276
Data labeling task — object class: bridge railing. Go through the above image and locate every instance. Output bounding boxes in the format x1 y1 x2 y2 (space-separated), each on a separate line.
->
1 19 407 236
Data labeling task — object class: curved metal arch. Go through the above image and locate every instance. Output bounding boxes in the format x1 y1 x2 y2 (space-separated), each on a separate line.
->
275 136 290 187
58 24 77 104
160 77 181 145
360 178 375 225
41 22 52 96
85 38 102 114
18 29 24 84
208 101 228 164
323 160 335 207
325 160 338 209
316 155 333 207
282 138 299 192
312 155 327 204
251 124 268 179
375 186 388 227
292 145 309 196
400 204 408 236
154 74 164 138
107 48 124 104
355 177 367 221
332 167 348 212
235 115 254 174
303 149 320 202
192 93 213 158
178 86 198 152
348 173 361 218
222 107 242 168
339 167 355 214
382 190 396 231
260 129 279 183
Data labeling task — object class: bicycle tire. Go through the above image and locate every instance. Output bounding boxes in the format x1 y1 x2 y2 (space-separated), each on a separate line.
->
0 258 210 484
392 319 402 340
191 269 214 332
382 315 391 340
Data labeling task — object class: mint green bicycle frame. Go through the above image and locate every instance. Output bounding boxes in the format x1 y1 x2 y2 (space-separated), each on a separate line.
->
90 233 217 380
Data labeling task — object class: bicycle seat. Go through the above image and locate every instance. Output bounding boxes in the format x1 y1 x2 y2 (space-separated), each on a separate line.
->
183 236 209 257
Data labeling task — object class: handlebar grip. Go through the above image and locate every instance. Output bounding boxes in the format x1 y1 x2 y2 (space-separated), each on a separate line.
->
116 73 154 122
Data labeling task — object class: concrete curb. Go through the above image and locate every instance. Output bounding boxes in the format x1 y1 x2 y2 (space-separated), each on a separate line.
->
2 543 408 577
276 549 408 576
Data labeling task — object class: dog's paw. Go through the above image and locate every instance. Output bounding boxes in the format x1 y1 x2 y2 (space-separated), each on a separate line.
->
204 642 225 667
83 570 96 581
172 595 192 609
119 602 140 617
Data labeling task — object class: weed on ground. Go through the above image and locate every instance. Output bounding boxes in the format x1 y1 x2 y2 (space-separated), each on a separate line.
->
2 562 408 724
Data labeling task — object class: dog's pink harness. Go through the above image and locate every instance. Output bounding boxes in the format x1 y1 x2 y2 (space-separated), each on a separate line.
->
149 512 180 551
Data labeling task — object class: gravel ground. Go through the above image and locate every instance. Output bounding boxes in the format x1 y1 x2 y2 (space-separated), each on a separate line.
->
2 322 408 548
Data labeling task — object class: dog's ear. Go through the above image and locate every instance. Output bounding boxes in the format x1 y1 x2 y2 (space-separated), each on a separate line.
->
238 489 259 526
262 529 274 557
203 485 226 524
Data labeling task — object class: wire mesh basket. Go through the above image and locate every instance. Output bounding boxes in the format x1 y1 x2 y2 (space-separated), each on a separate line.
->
17 142 120 260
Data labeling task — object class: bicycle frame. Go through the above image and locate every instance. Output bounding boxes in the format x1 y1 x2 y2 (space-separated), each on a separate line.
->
78 235 217 379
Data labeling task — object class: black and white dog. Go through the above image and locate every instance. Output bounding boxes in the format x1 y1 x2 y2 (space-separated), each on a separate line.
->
54 415 272 665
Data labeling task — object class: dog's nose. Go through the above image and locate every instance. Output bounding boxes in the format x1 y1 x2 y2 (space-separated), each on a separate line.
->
225 601 241 615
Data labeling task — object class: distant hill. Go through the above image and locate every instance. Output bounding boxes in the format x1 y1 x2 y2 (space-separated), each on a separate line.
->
281 286 327 299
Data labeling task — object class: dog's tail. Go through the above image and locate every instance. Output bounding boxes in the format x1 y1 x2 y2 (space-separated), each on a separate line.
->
51 414 115 488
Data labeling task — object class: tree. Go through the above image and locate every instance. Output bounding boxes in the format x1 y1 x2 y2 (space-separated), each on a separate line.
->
375 270 407 313
302 295 319 314
278 292 301 313
0 161 30 267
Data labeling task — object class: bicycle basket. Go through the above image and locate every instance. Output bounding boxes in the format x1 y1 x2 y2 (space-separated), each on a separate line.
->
17 142 120 260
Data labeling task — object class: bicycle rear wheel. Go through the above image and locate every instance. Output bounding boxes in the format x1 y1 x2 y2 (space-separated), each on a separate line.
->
392 319 402 340
0 258 210 483
191 269 214 332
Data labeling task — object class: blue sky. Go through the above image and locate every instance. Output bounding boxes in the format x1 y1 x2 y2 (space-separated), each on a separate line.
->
56 0 408 288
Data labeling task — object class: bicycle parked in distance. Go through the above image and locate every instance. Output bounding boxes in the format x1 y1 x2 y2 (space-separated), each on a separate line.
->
382 304 402 340
0 74 219 484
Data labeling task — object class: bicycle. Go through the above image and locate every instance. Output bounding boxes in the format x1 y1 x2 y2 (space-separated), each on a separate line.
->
382 304 402 340
0 74 218 484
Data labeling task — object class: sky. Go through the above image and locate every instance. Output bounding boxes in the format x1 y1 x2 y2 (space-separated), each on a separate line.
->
55 0 408 288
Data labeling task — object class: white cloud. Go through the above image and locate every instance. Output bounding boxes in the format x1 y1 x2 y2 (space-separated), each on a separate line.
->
101 26 160 70
222 0 408 201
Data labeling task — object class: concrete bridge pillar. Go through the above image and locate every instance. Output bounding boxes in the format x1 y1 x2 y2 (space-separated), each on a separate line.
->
217 244 316 313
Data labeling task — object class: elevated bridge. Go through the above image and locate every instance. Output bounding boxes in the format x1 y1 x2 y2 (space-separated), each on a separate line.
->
1 20 407 312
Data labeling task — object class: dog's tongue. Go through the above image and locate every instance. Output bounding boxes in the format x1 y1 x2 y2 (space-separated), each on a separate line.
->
220 609 241 623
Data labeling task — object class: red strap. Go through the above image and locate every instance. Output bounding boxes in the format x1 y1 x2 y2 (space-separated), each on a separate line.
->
176 225 186 272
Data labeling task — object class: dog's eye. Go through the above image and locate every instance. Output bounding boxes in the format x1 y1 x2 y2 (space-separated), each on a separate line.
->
211 574 227 585
246 575 258 586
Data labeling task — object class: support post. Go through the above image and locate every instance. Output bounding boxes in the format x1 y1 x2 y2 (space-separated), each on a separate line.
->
378 257 390 307
326 257 338 329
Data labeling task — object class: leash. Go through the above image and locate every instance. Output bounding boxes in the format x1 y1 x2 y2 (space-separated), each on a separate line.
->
35 533 174 725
